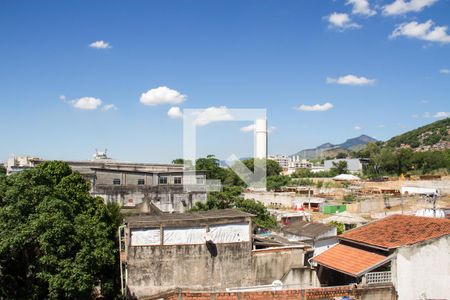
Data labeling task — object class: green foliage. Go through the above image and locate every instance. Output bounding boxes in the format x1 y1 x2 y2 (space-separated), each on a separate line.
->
242 158 283 177
386 118 449 149
172 158 185 164
330 161 348 176
0 164 6 175
291 168 334 178
328 221 345 235
357 142 450 176
343 194 355 203
267 175 291 191
234 198 277 229
291 178 314 186
191 187 277 229
0 161 122 299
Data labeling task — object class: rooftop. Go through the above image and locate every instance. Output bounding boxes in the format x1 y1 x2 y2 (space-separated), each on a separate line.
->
125 209 254 228
312 244 390 277
340 214 450 250
282 221 334 238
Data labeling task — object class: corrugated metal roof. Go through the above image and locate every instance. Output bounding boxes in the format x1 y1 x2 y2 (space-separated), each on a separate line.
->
282 221 334 238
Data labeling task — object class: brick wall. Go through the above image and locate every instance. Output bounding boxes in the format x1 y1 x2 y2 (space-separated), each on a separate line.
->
146 285 397 300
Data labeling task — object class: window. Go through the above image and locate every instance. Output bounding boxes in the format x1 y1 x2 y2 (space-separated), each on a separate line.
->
137 179 145 185
159 176 168 185
113 178 121 185
174 177 182 185
196 176 205 184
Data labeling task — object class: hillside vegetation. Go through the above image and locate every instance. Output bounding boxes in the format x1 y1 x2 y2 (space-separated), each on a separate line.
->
354 119 450 177
386 118 450 151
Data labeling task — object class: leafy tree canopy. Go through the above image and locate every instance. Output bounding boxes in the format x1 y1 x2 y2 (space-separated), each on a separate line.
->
0 161 121 299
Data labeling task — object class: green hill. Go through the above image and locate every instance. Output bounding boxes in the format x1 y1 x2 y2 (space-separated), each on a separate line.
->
386 118 450 150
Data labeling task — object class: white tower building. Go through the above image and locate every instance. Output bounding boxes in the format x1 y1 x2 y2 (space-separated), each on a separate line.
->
255 118 268 159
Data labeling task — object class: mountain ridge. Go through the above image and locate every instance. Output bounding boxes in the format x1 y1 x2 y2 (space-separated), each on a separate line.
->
292 134 377 159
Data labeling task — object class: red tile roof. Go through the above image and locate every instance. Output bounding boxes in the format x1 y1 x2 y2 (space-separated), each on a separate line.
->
340 214 450 250
312 244 389 277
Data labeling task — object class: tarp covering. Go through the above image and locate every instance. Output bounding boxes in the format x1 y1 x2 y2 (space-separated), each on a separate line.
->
163 227 206 245
131 228 161 246
209 223 250 243
130 223 250 246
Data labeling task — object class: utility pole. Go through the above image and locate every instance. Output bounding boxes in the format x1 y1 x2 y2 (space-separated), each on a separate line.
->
308 186 312 222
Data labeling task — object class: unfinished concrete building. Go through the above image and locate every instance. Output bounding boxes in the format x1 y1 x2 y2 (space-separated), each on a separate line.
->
5 154 208 213
120 209 319 299
66 160 208 212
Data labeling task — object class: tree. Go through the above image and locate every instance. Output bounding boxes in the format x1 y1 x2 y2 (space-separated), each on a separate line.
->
190 186 277 230
266 175 291 191
172 158 185 164
0 164 6 175
328 221 345 235
0 161 121 299
330 161 348 176
242 158 283 177
336 152 347 159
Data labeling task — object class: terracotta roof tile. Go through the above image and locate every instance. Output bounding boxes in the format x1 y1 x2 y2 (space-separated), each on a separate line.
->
340 214 450 249
312 244 388 277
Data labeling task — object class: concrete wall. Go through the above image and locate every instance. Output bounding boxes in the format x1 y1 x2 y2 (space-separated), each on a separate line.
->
251 248 306 285
281 268 320 288
126 243 254 298
127 244 321 298
243 192 297 207
392 235 450 300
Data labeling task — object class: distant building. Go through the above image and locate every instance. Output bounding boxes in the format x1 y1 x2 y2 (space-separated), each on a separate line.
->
5 155 41 175
312 214 450 300
4 153 208 213
324 158 369 174
268 154 290 168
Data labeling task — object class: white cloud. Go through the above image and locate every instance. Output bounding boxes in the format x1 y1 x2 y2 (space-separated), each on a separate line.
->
71 97 102 110
378 124 386 128
346 0 376 16
240 124 255 132
327 74 375 85
440 69 450 74
194 106 233 126
240 124 276 133
167 106 183 119
140 86 186 106
327 12 361 29
354 125 362 130
391 20 450 43
434 111 450 118
423 112 432 118
294 102 334 112
383 0 438 15
89 40 112 49
59 95 66 102
101 104 117 111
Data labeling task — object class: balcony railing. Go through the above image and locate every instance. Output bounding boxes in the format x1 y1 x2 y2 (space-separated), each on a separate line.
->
365 271 392 285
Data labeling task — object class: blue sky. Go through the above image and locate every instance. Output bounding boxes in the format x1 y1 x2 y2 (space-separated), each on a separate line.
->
0 0 449 163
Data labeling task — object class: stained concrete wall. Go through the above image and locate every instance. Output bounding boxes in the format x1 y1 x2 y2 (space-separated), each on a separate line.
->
127 245 321 299
252 248 306 285
126 242 254 298
392 235 450 300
